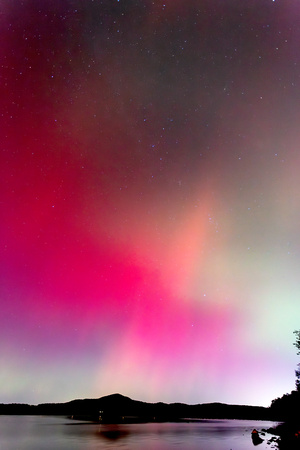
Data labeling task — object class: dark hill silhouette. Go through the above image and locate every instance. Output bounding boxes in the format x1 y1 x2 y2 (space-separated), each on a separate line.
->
0 393 278 422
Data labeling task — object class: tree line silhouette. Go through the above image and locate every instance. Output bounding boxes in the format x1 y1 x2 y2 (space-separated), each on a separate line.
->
270 330 300 420
268 330 300 449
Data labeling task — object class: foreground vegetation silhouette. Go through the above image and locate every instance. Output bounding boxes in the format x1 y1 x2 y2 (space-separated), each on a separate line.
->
268 330 300 449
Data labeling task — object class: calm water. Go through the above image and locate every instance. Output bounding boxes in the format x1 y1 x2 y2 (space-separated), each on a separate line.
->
0 416 280 450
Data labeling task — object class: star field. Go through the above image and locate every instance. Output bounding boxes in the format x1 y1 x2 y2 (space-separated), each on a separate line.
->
1 0 300 406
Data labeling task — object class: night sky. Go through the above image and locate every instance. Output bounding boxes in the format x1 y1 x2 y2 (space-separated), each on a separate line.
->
1 0 300 407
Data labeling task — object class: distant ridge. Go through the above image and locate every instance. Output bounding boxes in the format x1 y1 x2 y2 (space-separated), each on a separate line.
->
0 393 279 422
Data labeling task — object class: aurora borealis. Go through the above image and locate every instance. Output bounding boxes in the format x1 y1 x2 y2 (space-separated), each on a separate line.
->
1 0 300 407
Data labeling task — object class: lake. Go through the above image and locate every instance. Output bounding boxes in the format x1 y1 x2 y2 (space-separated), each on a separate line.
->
0 416 280 449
